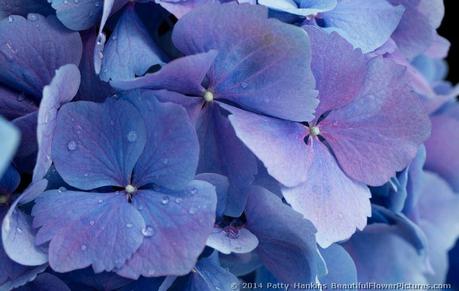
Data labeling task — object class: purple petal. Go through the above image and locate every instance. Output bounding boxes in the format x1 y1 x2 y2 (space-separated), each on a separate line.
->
222 103 309 187
305 26 368 116
172 2 318 122
282 139 371 247
32 190 145 273
320 57 431 186
0 117 20 176
196 173 229 218
320 0 404 53
319 244 357 286
196 104 257 217
111 51 218 96
12 112 37 174
18 273 70 291
246 186 321 284
125 91 199 190
100 5 165 82
0 86 37 120
52 98 147 190
2 180 48 266
33 64 81 182
343 224 428 284
207 226 258 255
0 15 82 98
424 114 459 192
117 180 216 279
157 0 220 18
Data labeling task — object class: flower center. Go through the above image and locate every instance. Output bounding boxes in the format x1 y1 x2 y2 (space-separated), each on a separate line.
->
309 125 321 137
203 90 214 102
125 184 137 194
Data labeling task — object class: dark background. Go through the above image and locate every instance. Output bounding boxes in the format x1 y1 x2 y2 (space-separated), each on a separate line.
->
439 0 458 84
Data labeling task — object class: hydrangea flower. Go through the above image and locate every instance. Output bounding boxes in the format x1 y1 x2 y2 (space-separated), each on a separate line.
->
31 91 217 279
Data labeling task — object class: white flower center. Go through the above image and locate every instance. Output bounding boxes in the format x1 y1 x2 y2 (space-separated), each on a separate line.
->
309 126 321 137
203 90 214 102
125 184 137 194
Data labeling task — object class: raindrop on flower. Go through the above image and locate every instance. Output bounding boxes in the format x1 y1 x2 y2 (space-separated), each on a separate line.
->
142 226 155 237
8 16 13 23
89 220 95 226
58 186 67 193
161 196 170 205
189 187 198 195
240 81 248 89
16 227 23 233
67 140 77 151
175 197 183 204
126 223 133 228
127 131 137 142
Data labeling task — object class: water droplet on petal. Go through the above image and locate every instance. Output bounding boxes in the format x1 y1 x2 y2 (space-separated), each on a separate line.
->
98 199 103 204
137 205 143 211
58 186 67 193
95 1 101 7
189 187 198 195
161 196 169 205
16 227 23 233
127 131 137 142
74 0 79 3
8 16 13 23
89 220 95 226
142 226 155 237
162 158 169 165
175 197 183 204
126 223 133 228
240 81 248 89
81 244 87 251
67 140 77 151
28 14 38 21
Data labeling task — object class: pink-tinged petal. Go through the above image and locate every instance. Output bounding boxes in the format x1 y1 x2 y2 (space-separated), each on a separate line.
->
172 2 318 122
320 57 431 186
424 115 459 192
33 64 81 182
207 226 259 255
117 180 217 279
32 191 145 273
305 26 368 116
282 139 371 248
52 98 147 190
111 51 218 97
222 103 309 188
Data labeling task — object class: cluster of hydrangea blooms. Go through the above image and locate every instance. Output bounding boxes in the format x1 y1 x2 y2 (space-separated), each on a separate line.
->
1 0 458 290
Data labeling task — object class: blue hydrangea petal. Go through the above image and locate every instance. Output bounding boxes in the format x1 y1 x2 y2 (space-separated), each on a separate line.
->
221 103 309 188
220 252 262 277
125 91 199 190
196 173 229 218
343 224 428 284
0 256 47 291
52 99 147 190
182 253 239 291
320 57 431 186
12 112 37 174
246 186 320 284
197 104 257 217
33 64 81 182
0 15 82 98
172 2 318 122
320 0 405 53
2 180 48 266
32 190 145 273
100 5 165 82
0 86 37 120
117 181 216 279
305 26 368 116
259 0 336 16
0 165 20 195
207 226 258 255
282 139 371 248
0 117 20 177
156 0 220 19
0 0 53 19
319 244 357 288
111 51 218 96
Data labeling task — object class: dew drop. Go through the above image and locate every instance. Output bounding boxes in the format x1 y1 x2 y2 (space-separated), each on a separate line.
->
142 226 155 237
127 131 137 142
175 197 183 204
74 0 79 3
63 0 69 4
89 220 95 226
27 14 38 21
162 158 169 165
81 244 87 251
58 186 67 193
95 1 100 7
98 199 103 204
67 140 77 151
126 223 133 228
16 227 23 233
161 196 169 205
8 16 13 23
137 205 144 211
240 81 248 89
189 187 198 195
84 173 89 177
